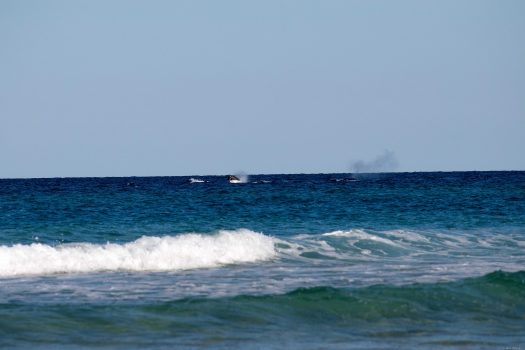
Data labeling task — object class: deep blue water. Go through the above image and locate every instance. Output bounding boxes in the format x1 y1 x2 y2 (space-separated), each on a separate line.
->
1 171 524 349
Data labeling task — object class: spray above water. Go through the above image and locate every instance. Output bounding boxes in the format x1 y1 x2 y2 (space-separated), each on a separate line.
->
237 173 249 183
228 172 249 183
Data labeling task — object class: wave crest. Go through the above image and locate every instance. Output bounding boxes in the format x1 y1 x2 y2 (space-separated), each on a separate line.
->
0 229 276 277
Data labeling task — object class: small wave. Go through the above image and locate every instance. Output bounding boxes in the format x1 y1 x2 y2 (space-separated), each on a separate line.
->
189 178 206 183
1 271 522 349
275 270 525 319
275 228 525 263
200 270 523 322
382 229 431 243
322 229 402 247
330 178 358 182
279 229 407 258
93 270 524 322
0 229 276 277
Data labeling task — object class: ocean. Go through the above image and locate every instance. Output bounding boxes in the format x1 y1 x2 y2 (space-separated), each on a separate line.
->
0 171 524 349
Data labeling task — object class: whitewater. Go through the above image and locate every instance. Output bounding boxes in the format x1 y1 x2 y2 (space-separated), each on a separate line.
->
0 229 275 277
1 227 523 301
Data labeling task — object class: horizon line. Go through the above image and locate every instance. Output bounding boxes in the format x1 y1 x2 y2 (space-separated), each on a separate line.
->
1 169 524 181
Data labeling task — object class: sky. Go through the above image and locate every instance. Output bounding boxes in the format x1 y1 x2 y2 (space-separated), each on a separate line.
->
1 0 524 178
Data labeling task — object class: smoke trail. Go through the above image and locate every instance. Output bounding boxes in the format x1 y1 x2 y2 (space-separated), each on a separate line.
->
349 150 399 173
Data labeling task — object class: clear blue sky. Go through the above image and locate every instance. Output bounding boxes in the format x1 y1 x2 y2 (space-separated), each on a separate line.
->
1 0 524 178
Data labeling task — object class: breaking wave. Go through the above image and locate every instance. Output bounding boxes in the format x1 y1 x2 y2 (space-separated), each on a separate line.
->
0 229 276 277
1 227 523 279
276 228 525 259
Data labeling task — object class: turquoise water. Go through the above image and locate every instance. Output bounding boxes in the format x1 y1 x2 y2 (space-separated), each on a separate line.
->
1 172 524 349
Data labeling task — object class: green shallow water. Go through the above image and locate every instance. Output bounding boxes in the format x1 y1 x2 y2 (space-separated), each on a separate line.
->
1 271 524 349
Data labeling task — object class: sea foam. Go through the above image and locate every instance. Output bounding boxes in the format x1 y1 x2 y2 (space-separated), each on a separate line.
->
0 229 276 277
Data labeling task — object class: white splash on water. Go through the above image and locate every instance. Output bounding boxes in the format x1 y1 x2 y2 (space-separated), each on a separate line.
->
0 229 276 277
239 175 249 183
233 173 249 183
322 229 402 247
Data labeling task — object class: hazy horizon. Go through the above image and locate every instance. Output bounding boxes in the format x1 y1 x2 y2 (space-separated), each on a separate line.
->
2 0 524 178
2 168 524 180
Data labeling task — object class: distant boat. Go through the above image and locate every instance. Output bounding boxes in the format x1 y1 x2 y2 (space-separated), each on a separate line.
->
228 175 242 184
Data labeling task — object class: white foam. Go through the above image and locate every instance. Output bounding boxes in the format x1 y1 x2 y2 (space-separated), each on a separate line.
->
322 229 401 247
383 229 431 243
0 229 276 277
189 178 206 183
